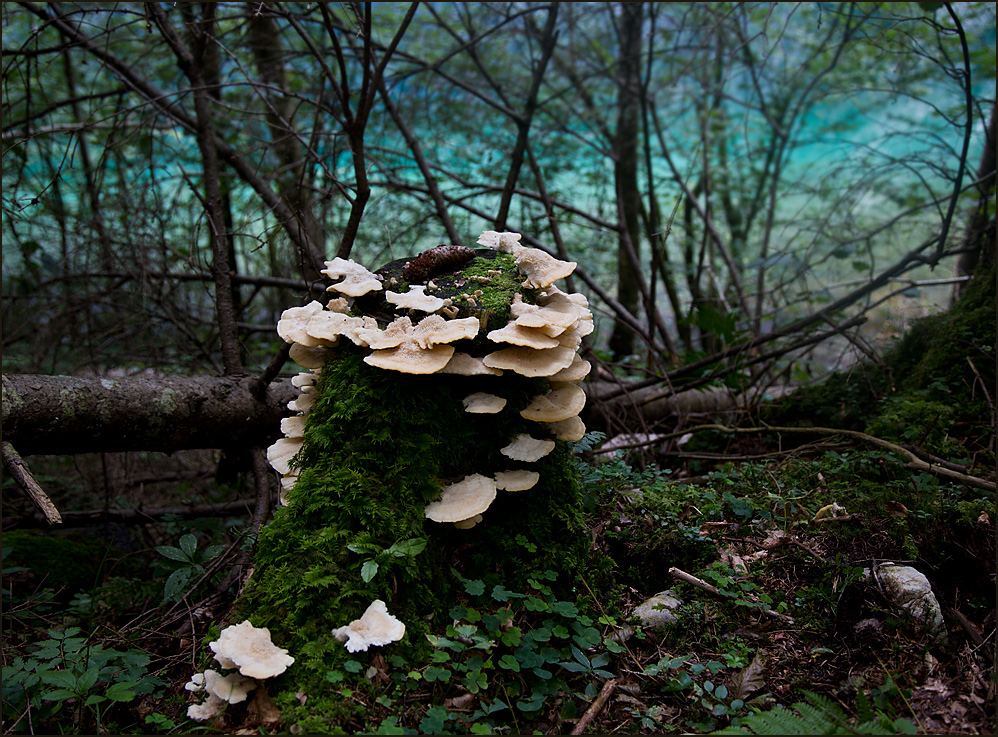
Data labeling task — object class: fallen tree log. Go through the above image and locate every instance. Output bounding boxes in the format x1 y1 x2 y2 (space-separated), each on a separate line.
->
584 381 796 426
2 373 296 456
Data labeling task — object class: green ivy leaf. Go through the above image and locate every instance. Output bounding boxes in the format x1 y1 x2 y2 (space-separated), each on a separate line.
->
42 688 77 702
360 560 379 583
498 654 520 672
464 579 486 596
155 546 188 563
178 534 197 558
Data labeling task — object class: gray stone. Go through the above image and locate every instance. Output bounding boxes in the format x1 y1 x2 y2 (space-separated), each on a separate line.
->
632 590 683 629
867 564 945 637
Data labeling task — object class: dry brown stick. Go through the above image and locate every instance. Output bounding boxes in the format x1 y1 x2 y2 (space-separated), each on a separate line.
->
673 423 996 493
570 678 618 735
668 566 794 625
949 608 995 664
2 441 61 524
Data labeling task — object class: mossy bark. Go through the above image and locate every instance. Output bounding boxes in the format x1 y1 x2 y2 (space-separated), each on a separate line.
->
231 256 593 727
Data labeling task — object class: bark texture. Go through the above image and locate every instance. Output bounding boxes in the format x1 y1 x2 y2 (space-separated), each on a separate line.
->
2 374 295 456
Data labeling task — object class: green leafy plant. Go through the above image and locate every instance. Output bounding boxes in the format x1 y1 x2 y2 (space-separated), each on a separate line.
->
711 690 918 734
1 627 163 734
346 537 427 583
155 533 224 603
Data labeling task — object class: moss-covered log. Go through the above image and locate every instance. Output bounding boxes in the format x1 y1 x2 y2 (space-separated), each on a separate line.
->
2 373 295 455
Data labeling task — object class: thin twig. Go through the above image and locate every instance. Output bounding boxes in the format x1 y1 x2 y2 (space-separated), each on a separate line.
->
2 441 62 524
669 566 794 624
570 678 618 735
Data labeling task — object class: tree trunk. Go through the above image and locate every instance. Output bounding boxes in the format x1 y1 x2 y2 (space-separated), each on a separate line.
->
608 2 644 361
2 374 295 456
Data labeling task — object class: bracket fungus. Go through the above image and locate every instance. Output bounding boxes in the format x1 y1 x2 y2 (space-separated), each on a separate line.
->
482 344 577 377
521 384 587 423
477 229 523 254
209 620 295 680
386 285 446 313
500 434 556 462
495 469 540 491
321 257 383 297
306 311 378 347
514 247 577 289
462 392 507 414
441 352 503 376
487 320 561 349
364 315 480 374
424 473 497 523
277 301 326 348
332 599 406 653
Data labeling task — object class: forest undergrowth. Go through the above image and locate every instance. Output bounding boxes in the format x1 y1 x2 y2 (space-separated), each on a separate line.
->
2 278 995 735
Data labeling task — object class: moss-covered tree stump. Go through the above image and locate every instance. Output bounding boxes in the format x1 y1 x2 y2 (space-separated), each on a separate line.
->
222 233 597 729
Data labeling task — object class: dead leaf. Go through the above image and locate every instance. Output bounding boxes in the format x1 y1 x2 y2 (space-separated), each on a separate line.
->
884 500 908 516
728 652 767 701
246 686 281 727
443 693 475 710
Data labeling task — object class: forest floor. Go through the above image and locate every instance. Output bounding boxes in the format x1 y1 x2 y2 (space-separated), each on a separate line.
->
2 422 994 735
2 272 995 735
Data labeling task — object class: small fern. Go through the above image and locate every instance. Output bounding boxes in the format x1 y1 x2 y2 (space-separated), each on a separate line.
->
713 691 918 735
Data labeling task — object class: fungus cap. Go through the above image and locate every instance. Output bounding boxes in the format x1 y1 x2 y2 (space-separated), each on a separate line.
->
482 344 576 377
515 247 576 289
386 286 445 313
477 230 523 255
306 311 378 347
364 341 456 374
424 473 497 523
188 693 225 722
359 316 417 350
510 293 582 334
462 392 507 414
209 620 295 680
487 321 560 349
453 514 483 529
441 352 503 376
266 437 303 475
500 434 556 462
280 416 307 439
326 296 350 313
203 669 257 704
332 599 406 653
277 301 326 347
411 315 480 348
545 416 587 441
549 354 592 383
520 384 587 422
321 258 383 297
288 391 317 414
289 343 331 370
495 470 540 491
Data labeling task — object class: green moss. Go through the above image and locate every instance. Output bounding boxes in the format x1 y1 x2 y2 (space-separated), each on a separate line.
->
2 529 141 591
231 345 592 729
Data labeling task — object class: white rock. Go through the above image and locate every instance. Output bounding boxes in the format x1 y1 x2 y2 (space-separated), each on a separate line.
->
632 590 683 629
867 564 945 636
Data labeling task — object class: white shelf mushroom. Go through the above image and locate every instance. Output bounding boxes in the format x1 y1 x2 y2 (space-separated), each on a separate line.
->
321 258 383 297
209 621 295 680
462 392 507 414
520 384 586 423
386 285 446 313
495 470 540 491
332 599 406 652
424 474 497 523
500 434 556 462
